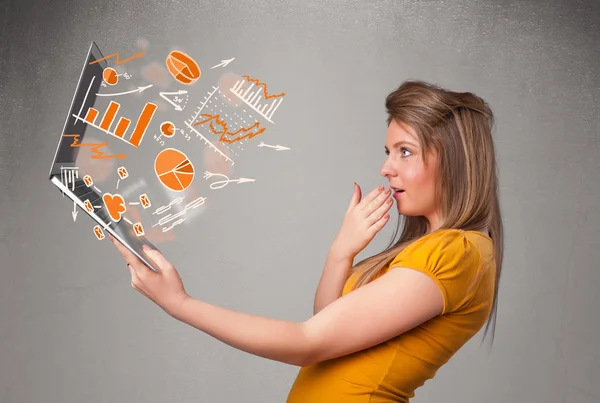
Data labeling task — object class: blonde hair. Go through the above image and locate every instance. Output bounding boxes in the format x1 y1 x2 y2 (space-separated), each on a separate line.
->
347 80 504 346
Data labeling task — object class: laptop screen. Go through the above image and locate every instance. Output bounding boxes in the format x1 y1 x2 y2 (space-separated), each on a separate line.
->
49 42 106 176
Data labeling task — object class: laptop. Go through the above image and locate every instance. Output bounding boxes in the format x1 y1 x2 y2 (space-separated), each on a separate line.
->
48 42 162 273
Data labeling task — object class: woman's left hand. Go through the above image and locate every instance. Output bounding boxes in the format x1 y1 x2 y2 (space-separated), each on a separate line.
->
109 235 190 316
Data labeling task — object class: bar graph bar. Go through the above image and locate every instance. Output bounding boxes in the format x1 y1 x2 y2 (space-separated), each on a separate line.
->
230 79 284 124
85 108 99 124
99 101 120 131
114 117 131 139
72 76 155 148
129 103 157 147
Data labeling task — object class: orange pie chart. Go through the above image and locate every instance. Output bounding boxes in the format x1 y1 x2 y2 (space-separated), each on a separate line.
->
154 148 195 191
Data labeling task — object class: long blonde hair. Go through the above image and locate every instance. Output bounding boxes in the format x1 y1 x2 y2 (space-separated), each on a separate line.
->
348 80 504 346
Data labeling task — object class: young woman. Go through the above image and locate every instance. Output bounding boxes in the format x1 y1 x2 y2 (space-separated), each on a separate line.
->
110 79 503 403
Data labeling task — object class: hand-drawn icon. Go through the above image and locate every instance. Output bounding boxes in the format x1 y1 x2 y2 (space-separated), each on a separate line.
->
83 175 94 186
159 90 189 111
154 121 178 146
60 166 79 191
83 199 94 213
62 133 127 159
103 193 126 221
89 51 146 66
74 97 157 148
184 86 235 166
230 75 285 123
139 193 151 208
133 222 145 236
166 51 201 85
154 148 195 192
211 57 235 69
152 196 206 232
203 171 256 190
257 141 290 151
193 113 265 144
93 225 105 240
103 67 119 85
117 166 129 179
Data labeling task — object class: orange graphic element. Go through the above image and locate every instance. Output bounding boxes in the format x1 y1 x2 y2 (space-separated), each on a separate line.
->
85 108 99 124
133 222 145 236
193 113 265 144
139 193 151 208
241 75 286 99
117 166 128 179
129 103 158 147
99 101 120 131
160 121 175 137
102 193 126 221
89 51 146 66
154 148 195 192
93 225 105 240
84 199 94 213
166 51 201 85
114 117 131 138
62 134 127 159
103 67 118 85
83 175 93 187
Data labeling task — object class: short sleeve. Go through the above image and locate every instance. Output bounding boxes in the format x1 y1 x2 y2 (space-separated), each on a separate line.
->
389 230 483 314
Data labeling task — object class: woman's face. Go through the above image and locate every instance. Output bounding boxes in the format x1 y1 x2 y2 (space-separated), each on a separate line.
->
380 119 441 230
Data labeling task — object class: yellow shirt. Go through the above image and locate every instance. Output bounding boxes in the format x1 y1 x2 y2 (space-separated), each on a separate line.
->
286 229 495 403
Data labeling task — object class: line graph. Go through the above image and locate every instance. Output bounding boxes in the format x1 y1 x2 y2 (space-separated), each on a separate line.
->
62 134 127 159
184 86 235 165
89 51 146 65
230 75 285 123
193 113 265 144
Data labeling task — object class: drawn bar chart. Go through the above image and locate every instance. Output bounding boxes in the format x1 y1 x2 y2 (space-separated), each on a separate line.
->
230 79 283 124
73 76 157 147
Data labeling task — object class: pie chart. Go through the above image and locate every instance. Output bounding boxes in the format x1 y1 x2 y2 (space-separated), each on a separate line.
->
154 148 195 191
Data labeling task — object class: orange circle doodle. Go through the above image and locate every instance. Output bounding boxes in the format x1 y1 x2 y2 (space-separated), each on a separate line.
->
103 67 118 85
160 121 176 137
154 148 195 191
166 50 201 85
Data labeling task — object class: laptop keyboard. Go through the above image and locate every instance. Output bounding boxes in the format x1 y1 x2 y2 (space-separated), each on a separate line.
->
68 178 111 223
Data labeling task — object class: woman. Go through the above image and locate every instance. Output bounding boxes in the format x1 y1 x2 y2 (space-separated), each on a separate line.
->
110 79 503 402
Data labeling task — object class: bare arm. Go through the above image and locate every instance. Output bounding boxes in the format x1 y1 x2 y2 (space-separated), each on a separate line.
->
313 248 354 315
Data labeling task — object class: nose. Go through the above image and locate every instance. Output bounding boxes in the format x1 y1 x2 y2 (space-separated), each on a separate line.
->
380 158 395 179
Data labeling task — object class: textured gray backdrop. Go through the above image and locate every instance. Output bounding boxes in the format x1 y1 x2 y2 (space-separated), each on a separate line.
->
1 0 599 402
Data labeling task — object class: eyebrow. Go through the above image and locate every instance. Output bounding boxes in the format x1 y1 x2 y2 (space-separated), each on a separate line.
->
385 141 418 151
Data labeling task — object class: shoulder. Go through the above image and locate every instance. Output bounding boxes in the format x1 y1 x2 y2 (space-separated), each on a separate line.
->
389 229 492 314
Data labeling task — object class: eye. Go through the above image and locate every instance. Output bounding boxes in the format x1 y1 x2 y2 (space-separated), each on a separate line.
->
400 147 412 157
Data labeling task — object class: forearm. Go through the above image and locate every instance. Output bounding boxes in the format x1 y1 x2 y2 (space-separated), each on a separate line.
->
169 296 312 367
313 248 354 315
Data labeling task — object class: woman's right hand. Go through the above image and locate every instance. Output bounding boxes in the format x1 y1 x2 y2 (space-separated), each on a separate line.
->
331 183 394 261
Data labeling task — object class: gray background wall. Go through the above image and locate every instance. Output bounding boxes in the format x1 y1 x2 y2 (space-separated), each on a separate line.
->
1 0 599 402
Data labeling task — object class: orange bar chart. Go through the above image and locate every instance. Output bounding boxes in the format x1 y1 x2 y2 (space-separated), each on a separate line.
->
129 103 157 147
99 101 120 131
114 117 131 139
77 99 158 148
85 108 99 124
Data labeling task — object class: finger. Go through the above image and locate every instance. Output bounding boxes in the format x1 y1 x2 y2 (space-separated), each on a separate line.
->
366 195 394 226
367 213 391 235
357 185 386 210
363 187 391 213
142 245 172 273
346 182 362 212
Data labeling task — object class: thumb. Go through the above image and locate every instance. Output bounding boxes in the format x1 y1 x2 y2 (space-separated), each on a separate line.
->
143 245 172 272
347 182 361 210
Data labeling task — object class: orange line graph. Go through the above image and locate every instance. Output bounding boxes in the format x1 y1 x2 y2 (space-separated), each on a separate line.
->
193 114 265 144
89 51 146 65
62 134 127 159
242 75 285 99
